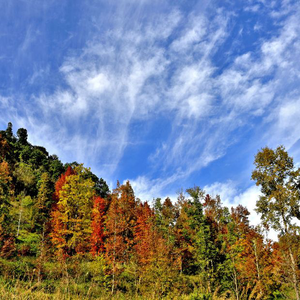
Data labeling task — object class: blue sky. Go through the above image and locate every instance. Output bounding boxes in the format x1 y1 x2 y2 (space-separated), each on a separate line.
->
1 0 300 230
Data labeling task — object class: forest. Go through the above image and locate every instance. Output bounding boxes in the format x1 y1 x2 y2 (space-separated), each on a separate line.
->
0 122 299 300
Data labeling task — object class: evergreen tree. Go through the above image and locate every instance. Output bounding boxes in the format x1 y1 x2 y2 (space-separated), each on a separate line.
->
16 128 28 145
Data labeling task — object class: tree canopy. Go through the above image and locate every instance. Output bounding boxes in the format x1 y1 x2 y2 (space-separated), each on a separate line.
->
0 123 299 299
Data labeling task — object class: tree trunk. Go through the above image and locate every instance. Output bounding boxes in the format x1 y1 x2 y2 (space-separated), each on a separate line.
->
288 247 299 300
17 209 22 237
283 220 299 300
233 268 239 300
231 257 240 300
253 240 263 297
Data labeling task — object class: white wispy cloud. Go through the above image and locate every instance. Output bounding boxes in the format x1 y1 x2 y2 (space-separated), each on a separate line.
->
129 1 300 199
1 0 300 202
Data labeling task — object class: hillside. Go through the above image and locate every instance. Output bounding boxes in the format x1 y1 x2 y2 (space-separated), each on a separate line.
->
0 122 299 299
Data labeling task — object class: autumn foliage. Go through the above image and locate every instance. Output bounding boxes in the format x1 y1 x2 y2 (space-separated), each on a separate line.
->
90 196 106 256
0 124 299 299
53 166 75 202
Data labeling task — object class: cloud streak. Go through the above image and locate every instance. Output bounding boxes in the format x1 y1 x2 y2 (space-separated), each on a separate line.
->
1 0 300 206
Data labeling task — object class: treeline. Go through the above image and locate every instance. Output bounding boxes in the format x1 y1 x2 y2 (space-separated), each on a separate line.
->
0 122 299 299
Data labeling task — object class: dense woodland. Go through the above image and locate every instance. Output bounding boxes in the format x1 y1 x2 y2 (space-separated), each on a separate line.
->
0 122 299 299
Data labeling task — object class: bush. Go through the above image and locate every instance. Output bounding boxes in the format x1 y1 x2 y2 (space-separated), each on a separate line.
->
0 257 35 280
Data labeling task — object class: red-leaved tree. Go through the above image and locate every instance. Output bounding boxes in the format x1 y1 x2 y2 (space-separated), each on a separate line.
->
90 196 106 256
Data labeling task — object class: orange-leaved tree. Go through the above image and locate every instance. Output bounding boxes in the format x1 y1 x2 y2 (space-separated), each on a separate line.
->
104 181 137 293
134 201 154 266
50 166 75 257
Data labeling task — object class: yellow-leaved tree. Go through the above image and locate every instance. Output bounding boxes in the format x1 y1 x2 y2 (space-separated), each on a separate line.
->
51 164 95 257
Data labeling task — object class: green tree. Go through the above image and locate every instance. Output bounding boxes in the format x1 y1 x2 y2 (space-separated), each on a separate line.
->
83 171 109 198
16 128 28 145
0 161 13 245
13 162 37 196
35 172 53 233
5 122 14 142
48 154 64 181
177 187 219 293
252 146 300 300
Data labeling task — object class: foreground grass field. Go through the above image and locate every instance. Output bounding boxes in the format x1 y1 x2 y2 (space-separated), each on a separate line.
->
0 276 293 300
0 256 295 300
